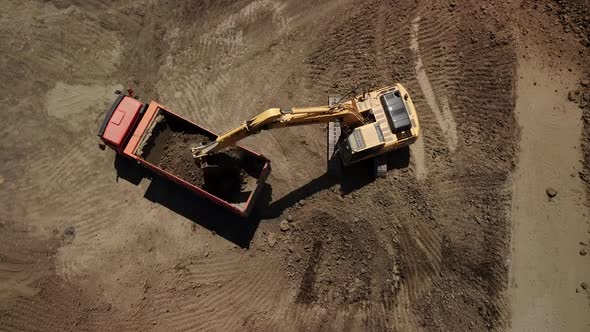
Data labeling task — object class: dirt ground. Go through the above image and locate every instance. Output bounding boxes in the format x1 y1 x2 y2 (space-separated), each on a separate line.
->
0 0 588 331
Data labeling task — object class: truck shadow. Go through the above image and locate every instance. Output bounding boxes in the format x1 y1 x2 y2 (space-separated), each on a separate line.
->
261 147 411 218
114 154 271 248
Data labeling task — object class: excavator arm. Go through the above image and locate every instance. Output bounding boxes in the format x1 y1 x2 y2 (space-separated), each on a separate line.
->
191 103 365 159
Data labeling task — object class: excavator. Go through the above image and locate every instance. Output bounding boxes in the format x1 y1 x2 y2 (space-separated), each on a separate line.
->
192 83 420 177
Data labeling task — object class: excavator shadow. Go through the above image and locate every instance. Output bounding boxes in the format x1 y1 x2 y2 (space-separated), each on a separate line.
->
114 154 272 248
261 147 410 218
113 146 409 243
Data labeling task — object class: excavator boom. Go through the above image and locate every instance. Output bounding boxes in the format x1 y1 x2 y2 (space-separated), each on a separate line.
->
192 104 365 158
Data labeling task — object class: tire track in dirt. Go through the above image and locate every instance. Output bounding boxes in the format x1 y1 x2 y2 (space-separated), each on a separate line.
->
302 1 379 95
410 16 458 152
264 301 395 331
404 7 460 167
205 265 280 330
272 184 437 330
142 255 285 331
410 136 428 180
45 83 122 122
414 12 462 91
0 7 131 313
0 227 97 332
0 82 134 286
395 203 442 306
451 22 516 174
6 142 128 283
0 1 122 101
155 0 289 129
374 0 445 312
396 2 517 330
196 0 287 65
162 69 232 128
2 279 93 331
0 242 50 307
295 1 448 328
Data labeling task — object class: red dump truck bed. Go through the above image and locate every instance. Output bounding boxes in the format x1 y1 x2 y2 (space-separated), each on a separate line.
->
98 94 270 217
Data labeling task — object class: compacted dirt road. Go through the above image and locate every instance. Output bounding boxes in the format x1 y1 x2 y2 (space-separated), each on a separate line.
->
0 0 588 331
509 3 590 331
510 52 590 331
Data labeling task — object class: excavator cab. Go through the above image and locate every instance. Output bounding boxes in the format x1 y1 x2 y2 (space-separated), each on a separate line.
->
330 84 419 176
338 123 386 165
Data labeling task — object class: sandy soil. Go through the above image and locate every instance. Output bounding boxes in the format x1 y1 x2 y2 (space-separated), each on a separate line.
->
509 51 590 331
0 0 588 331
509 1 590 331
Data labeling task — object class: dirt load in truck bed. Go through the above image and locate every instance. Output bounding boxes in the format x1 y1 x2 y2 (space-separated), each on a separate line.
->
139 112 263 203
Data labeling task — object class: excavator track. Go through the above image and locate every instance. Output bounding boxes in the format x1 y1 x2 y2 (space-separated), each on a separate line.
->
327 95 387 178
327 96 342 174
374 154 387 178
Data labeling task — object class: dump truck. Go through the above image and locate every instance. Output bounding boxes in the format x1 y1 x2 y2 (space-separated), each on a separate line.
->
98 91 271 217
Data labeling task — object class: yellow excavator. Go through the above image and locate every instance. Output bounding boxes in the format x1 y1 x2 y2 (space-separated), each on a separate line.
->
192 84 420 177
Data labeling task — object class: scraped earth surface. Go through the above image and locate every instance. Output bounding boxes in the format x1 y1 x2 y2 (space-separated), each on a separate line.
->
0 0 588 331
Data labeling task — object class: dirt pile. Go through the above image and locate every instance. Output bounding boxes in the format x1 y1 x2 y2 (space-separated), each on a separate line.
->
158 132 247 198
550 0 590 48
159 132 208 187
286 209 400 307
568 80 590 186
143 115 254 202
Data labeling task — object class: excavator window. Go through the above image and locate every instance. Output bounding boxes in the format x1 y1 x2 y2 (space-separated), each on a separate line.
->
349 130 366 151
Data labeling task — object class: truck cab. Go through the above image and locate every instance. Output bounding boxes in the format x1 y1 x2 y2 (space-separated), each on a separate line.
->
97 93 145 152
98 91 271 217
